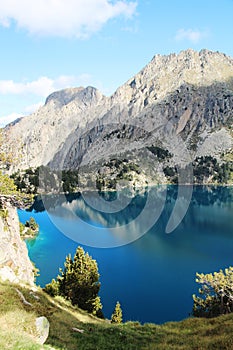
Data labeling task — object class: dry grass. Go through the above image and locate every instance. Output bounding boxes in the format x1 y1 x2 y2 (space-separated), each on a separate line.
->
1 281 233 350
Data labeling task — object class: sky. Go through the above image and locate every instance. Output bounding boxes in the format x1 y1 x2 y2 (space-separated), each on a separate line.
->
0 0 233 127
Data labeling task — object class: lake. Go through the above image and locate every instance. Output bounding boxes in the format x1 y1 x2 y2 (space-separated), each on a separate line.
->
18 185 233 324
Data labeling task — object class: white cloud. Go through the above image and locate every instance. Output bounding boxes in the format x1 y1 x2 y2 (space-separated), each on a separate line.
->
24 102 43 114
0 102 43 128
0 73 103 127
0 0 137 38
175 28 208 43
0 74 93 97
0 112 23 127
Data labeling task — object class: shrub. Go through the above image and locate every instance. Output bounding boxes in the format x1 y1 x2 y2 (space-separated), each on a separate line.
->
192 267 233 318
111 301 123 324
44 279 59 297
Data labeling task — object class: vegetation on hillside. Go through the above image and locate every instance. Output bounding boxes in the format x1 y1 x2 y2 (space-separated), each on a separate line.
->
96 158 143 190
11 167 40 194
147 145 173 161
9 153 233 194
192 155 233 184
163 155 233 184
11 166 80 194
163 166 178 184
1 281 233 350
10 159 146 193
0 172 17 195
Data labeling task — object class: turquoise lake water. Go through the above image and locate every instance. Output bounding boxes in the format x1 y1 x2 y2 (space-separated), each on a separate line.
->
18 186 233 324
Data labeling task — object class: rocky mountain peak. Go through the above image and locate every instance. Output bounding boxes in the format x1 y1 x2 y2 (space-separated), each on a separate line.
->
45 87 84 106
108 49 233 125
4 85 107 169
45 86 105 108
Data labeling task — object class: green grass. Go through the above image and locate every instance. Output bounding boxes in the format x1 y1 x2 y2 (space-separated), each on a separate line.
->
1 282 233 350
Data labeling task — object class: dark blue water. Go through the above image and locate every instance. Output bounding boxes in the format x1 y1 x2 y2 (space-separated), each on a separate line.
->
18 186 233 324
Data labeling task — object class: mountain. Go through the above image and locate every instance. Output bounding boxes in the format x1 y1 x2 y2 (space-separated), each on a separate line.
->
4 86 107 169
3 49 233 186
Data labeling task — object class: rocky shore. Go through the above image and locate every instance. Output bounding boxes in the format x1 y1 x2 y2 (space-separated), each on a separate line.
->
0 195 35 286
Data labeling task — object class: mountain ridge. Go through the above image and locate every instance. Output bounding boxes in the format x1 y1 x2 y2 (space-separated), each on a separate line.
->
3 48 233 185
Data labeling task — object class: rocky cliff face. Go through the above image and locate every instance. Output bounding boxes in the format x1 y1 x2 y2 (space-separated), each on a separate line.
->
3 49 233 184
4 86 107 170
0 197 35 286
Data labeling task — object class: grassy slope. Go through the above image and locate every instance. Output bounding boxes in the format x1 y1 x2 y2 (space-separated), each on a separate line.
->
1 282 233 350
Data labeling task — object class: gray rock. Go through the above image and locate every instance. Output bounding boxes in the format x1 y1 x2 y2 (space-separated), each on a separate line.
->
35 316 50 345
0 198 35 286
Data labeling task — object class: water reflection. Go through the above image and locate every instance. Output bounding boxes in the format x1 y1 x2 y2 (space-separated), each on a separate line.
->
30 185 233 212
27 185 233 248
31 186 166 247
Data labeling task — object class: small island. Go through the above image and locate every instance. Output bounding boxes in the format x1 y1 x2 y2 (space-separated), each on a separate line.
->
20 217 39 239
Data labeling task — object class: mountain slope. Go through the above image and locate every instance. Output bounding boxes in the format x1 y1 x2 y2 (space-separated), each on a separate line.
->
2 281 233 350
3 49 233 185
4 86 107 169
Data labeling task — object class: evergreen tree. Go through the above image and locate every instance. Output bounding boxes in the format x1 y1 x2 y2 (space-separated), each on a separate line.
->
55 246 102 316
111 301 123 324
25 217 38 231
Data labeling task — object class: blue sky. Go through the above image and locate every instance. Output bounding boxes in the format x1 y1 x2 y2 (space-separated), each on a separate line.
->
0 0 233 126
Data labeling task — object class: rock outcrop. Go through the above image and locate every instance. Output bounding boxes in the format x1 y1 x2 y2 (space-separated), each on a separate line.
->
0 196 35 286
35 316 50 344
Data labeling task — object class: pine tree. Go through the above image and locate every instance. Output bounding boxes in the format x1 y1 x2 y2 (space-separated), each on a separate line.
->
57 246 102 315
111 301 123 324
